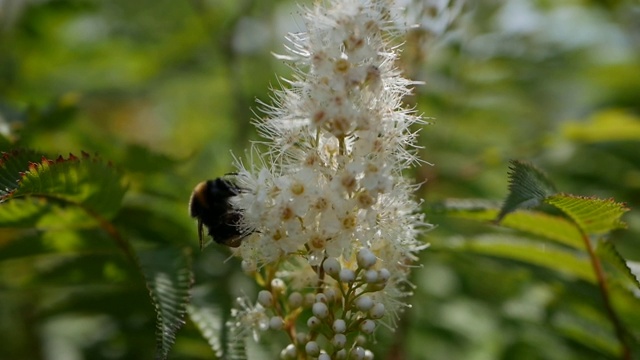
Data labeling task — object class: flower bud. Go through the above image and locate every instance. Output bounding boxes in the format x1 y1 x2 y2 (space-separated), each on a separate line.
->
360 319 376 334
339 268 356 283
350 346 366 360
369 302 385 319
288 292 303 308
364 349 375 360
335 349 347 359
271 278 286 294
312 302 329 319
355 295 374 312
280 344 297 359
323 257 341 277
332 319 347 333
305 341 320 357
323 287 338 303
270 316 284 330
378 268 390 283
364 269 378 283
257 290 273 307
332 333 347 349
307 316 321 329
356 248 376 268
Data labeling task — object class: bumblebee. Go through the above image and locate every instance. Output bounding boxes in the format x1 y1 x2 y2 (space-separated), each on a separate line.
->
189 177 245 248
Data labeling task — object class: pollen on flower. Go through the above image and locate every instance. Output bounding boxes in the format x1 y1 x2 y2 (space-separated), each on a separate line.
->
313 196 329 211
312 110 327 127
341 213 357 230
356 190 375 208
340 172 357 193
280 205 295 221
304 152 321 167
291 182 305 196
334 58 350 73
329 116 351 137
272 228 284 241
346 35 364 51
309 234 326 251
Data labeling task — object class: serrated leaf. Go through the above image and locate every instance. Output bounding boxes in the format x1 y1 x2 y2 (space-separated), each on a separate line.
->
0 150 127 219
497 160 557 222
446 234 595 283
139 247 193 360
0 149 44 197
545 194 628 235
188 304 224 358
596 240 640 291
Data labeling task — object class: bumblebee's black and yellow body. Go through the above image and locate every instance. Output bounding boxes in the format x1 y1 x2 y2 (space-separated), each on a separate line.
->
189 178 244 248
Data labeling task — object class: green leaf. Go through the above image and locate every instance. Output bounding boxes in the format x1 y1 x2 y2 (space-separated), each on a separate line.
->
430 198 500 221
445 234 595 283
437 200 584 250
0 149 44 197
545 194 628 235
497 160 557 222
188 303 224 358
0 150 127 219
562 109 640 143
500 211 584 250
552 305 619 357
596 240 640 291
0 197 54 227
139 247 194 360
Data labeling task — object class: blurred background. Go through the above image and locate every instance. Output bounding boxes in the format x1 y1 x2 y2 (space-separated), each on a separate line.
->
1 0 639 359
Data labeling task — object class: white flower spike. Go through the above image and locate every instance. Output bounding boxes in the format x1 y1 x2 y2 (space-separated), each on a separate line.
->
226 0 435 357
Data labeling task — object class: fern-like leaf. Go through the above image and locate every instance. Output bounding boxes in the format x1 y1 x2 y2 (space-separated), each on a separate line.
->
496 160 557 222
545 194 628 235
140 247 194 360
188 304 224 358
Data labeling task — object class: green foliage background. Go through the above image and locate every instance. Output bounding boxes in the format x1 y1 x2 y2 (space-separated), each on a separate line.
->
1 0 639 359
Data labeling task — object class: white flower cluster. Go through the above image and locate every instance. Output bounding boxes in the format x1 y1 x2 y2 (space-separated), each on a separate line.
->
226 0 430 357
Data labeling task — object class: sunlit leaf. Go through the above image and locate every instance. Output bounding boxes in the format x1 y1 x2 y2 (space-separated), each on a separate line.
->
439 200 584 249
500 211 584 250
445 234 595 283
563 109 640 143
431 198 500 221
0 150 127 219
545 194 628 235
